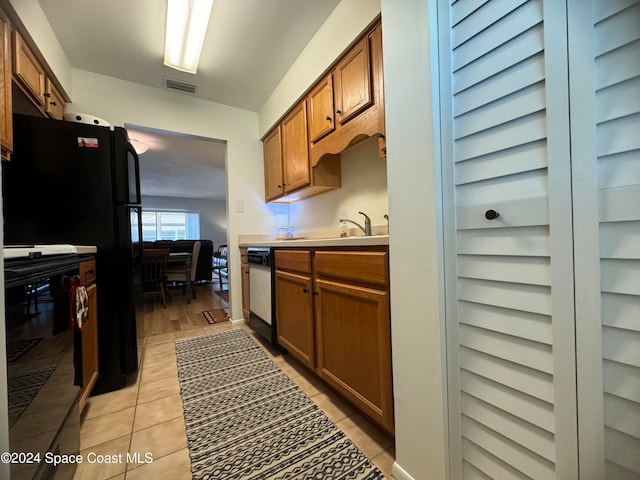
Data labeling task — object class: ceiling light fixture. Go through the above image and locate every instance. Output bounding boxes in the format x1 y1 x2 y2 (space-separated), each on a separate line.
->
164 0 213 74
128 137 149 155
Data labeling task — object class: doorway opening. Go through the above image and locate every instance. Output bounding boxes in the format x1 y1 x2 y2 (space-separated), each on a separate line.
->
125 123 230 336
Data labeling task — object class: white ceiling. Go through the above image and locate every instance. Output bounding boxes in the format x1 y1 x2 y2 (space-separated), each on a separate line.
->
126 124 228 200
37 0 341 200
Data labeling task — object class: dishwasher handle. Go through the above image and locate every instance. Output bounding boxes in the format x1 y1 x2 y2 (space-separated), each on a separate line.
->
247 251 274 267
247 255 269 265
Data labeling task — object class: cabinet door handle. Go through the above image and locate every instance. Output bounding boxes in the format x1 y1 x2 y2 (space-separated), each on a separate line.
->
44 92 51 98
303 288 309 293
335 109 342 115
325 116 332 121
313 291 319 296
50 101 57 106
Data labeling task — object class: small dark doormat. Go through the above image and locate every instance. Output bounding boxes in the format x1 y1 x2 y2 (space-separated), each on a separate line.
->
202 308 230 324
7 338 43 363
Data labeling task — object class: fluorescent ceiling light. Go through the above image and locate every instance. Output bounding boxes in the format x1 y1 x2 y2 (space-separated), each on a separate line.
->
164 0 213 74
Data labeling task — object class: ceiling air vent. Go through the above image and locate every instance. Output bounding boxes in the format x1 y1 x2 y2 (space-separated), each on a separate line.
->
164 77 198 94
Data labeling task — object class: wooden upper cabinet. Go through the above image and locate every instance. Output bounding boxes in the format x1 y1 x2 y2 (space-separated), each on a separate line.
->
370 23 386 159
307 74 335 143
0 11 12 160
263 100 340 203
261 18 382 202
334 36 372 126
0 10 68 160
281 101 310 193
13 30 66 120
308 19 385 165
263 125 284 201
13 31 45 107
45 77 65 120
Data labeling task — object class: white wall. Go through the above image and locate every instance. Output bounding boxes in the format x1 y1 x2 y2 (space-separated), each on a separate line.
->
289 137 388 235
67 69 270 322
141 196 227 249
381 0 448 479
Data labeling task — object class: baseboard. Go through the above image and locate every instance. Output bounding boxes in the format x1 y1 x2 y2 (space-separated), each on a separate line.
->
392 461 417 480
229 317 246 326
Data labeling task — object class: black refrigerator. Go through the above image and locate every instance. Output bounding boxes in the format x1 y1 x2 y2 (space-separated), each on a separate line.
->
2 113 143 394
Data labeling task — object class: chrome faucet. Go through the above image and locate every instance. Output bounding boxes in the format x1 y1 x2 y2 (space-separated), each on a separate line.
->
339 211 372 236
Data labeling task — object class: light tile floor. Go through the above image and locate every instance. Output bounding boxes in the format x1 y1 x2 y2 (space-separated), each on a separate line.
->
73 323 396 479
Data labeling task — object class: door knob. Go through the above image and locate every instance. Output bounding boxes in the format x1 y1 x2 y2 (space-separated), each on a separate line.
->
485 209 499 220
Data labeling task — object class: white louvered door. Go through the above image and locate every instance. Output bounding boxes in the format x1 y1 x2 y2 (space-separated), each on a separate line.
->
438 0 640 479
569 1 640 478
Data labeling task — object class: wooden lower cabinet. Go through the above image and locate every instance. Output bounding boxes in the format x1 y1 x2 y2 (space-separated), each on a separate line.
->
314 278 393 433
79 259 99 413
275 269 315 368
274 246 394 434
79 283 98 410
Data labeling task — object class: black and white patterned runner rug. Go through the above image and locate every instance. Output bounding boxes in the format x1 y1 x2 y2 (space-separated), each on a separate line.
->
176 329 385 480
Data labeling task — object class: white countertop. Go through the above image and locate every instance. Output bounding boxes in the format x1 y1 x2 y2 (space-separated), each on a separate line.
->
3 244 97 259
238 235 389 248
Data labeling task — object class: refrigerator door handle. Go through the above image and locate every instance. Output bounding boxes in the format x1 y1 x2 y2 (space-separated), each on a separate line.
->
130 206 144 264
126 142 142 205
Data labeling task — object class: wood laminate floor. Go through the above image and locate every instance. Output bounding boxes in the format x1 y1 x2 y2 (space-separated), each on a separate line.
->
138 279 230 338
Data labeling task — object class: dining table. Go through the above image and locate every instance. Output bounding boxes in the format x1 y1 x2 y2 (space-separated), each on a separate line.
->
167 251 191 265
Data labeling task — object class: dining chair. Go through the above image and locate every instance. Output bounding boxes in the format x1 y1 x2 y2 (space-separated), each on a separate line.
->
141 248 170 308
166 241 201 303
211 244 228 288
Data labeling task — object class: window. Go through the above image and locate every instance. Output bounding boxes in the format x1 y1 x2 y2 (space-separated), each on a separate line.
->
141 211 200 241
